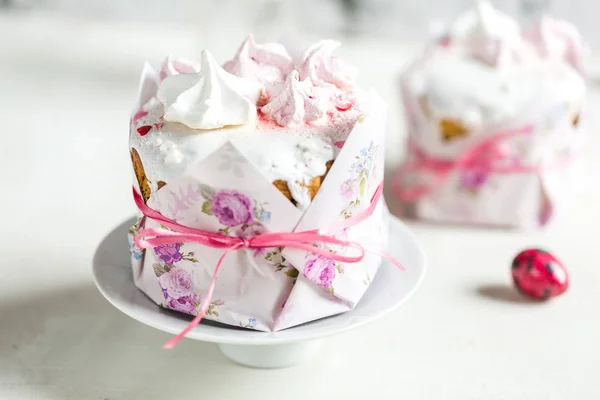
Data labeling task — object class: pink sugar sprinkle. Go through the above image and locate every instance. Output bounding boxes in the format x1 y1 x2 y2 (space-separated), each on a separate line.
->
137 125 152 136
133 110 148 121
257 111 270 122
327 110 336 121
328 109 361 136
335 103 352 112
257 111 281 128
334 141 345 149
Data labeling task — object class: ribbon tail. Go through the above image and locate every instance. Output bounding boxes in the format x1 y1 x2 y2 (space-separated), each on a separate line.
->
393 162 450 202
318 181 384 235
365 246 406 271
163 245 241 349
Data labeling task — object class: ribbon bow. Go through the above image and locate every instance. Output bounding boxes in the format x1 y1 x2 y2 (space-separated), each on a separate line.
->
133 181 403 349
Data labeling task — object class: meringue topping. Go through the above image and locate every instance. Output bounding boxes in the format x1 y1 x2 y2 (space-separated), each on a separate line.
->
298 40 358 89
523 16 589 75
449 0 534 67
223 34 294 84
157 50 263 130
261 70 323 127
158 55 201 81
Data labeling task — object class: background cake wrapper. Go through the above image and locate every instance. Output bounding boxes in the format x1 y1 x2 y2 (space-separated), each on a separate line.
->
127 65 390 331
395 62 585 229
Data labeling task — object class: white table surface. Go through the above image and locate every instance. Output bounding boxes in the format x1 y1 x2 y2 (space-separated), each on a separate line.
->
1 11 600 400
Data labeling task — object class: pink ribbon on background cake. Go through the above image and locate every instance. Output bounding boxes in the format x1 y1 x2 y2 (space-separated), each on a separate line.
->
133 180 404 349
393 125 577 202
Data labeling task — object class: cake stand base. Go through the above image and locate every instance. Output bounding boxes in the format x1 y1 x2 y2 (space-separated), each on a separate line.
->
218 340 322 368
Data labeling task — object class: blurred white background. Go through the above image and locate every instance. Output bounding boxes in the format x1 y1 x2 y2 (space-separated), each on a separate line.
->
2 0 598 46
2 2 600 399
3 0 599 88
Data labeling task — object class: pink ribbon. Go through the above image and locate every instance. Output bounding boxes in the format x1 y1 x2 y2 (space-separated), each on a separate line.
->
133 181 403 349
394 124 574 202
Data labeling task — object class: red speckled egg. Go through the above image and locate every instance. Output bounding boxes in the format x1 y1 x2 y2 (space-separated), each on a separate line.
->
512 249 569 299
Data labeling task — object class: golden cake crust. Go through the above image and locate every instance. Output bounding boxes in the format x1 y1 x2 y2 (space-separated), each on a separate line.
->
272 160 334 204
131 148 152 203
439 118 469 142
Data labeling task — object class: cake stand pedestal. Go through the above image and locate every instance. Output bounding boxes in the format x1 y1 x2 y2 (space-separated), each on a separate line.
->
218 341 323 368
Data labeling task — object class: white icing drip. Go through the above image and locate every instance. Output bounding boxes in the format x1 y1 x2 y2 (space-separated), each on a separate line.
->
149 136 164 147
223 34 294 84
289 184 311 211
130 39 369 210
159 140 185 165
133 95 337 209
142 97 162 112
262 71 323 126
233 131 335 210
414 53 585 129
298 40 357 89
157 50 262 130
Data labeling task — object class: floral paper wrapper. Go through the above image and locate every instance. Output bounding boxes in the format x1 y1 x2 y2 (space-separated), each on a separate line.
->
395 63 586 229
127 66 389 331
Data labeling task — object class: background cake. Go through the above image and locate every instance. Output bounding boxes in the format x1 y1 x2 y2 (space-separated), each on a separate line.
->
403 0 586 157
397 0 588 228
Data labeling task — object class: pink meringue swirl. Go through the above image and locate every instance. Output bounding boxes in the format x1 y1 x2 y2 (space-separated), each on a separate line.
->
523 16 589 76
298 40 357 89
261 70 323 126
158 55 200 81
223 34 294 84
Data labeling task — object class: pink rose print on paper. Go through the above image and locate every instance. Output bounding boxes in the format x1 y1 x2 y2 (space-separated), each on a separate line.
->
191 293 201 305
304 254 336 290
158 268 194 299
460 169 488 192
211 190 254 227
340 141 380 218
154 243 183 266
340 178 355 199
167 295 196 314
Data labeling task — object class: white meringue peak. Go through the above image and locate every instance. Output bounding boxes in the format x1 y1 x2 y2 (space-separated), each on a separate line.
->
158 55 201 81
449 0 534 67
223 34 294 84
298 40 358 89
523 16 589 76
157 50 262 130
261 70 323 127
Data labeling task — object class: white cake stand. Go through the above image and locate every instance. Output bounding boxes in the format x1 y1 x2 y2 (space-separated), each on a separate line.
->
92 216 426 368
